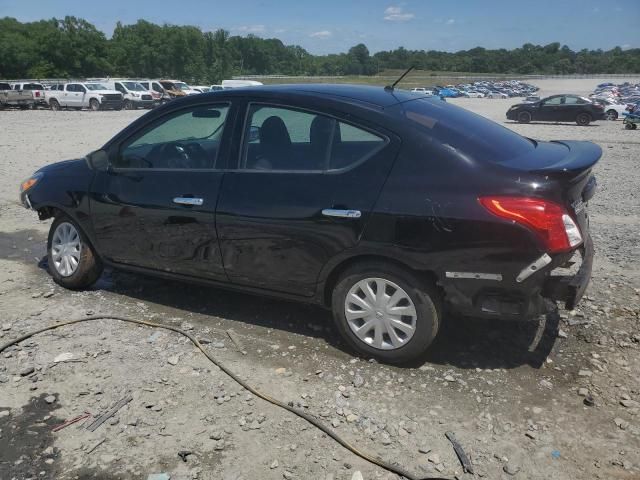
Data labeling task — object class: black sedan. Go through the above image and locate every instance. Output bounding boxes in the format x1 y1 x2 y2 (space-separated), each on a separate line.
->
507 94 606 125
19 84 599 363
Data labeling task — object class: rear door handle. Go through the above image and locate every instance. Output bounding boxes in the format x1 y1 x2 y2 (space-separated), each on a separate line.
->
322 209 361 219
173 197 203 206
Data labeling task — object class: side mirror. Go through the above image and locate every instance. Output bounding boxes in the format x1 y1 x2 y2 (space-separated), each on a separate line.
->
86 149 110 172
249 125 260 142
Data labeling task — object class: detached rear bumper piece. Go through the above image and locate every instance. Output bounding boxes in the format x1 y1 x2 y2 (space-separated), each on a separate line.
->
543 234 593 310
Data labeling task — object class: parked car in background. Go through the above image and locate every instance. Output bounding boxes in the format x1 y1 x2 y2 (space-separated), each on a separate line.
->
462 91 485 98
487 91 509 99
102 80 154 109
411 87 434 95
138 80 171 104
523 96 541 103
19 84 598 363
221 79 263 88
159 80 200 96
46 83 123 111
507 94 605 126
209 85 225 91
591 98 630 120
10 82 47 106
1 81 35 109
191 86 211 93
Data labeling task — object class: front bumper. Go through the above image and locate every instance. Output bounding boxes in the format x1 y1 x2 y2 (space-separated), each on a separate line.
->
543 235 594 310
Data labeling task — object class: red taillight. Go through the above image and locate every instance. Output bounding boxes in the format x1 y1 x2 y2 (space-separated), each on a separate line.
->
35 91 40 97
479 196 582 253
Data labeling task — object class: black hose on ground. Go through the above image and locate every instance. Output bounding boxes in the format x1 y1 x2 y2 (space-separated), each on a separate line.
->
0 315 452 480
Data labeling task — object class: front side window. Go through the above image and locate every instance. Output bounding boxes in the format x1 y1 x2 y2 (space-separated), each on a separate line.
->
242 104 386 172
116 104 229 170
66 84 77 92
543 96 563 106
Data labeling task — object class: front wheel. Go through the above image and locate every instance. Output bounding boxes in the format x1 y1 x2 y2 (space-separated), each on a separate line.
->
576 112 591 126
90 98 100 111
517 111 532 123
123 100 134 110
331 262 441 364
47 215 102 290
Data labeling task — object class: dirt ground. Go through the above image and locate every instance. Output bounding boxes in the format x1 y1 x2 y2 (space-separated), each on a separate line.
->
1 78 639 480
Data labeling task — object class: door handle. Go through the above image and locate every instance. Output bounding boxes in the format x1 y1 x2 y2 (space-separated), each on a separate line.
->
173 197 203 206
322 209 361 219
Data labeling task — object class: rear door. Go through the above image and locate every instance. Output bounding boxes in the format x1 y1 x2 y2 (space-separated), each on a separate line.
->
90 101 235 280
216 101 400 296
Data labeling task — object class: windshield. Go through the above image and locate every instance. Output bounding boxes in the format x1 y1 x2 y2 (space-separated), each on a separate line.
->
123 82 147 91
85 83 109 91
396 98 535 165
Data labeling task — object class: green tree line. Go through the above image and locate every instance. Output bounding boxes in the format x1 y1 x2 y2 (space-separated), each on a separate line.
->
1 16 639 82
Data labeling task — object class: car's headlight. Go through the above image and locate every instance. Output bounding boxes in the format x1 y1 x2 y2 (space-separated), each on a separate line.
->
20 172 43 193
132 93 140 97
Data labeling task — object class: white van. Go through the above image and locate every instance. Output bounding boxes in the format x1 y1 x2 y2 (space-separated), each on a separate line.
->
102 80 154 109
221 79 263 89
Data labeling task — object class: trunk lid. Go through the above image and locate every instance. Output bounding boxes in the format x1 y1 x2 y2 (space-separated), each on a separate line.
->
507 140 601 237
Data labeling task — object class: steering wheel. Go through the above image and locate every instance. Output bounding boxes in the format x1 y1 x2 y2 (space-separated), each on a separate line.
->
161 142 208 169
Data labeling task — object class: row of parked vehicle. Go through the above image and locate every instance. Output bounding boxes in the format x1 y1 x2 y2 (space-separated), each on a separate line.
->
0 79 263 111
587 81 640 120
411 80 539 99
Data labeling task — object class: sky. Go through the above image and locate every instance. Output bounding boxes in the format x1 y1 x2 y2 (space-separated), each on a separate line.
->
1 0 638 54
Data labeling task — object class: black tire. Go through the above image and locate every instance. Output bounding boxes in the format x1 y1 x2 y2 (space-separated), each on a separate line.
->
625 123 633 130
606 109 618 121
49 99 60 111
123 100 133 110
331 261 441 364
47 215 102 290
90 98 100 111
517 111 531 124
576 112 591 126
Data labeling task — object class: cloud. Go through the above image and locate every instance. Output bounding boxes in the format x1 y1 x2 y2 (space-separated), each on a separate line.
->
310 30 332 39
235 25 266 34
445 18 455 25
384 6 415 22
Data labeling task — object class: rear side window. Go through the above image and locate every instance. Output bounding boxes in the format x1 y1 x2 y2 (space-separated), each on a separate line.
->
242 104 386 172
397 98 534 165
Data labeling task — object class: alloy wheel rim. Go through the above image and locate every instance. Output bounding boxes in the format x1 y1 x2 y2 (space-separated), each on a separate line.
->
344 277 417 350
51 222 82 277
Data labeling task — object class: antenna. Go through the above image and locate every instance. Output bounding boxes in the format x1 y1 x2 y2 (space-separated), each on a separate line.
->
384 65 415 91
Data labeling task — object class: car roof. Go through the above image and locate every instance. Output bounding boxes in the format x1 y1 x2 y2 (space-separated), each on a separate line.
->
206 84 419 108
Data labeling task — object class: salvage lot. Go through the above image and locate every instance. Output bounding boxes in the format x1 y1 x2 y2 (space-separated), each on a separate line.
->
1 79 639 480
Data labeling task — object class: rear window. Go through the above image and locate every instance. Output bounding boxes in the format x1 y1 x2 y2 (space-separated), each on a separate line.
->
396 98 535 165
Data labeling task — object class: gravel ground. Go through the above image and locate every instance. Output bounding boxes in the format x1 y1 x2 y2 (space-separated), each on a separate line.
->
1 78 639 480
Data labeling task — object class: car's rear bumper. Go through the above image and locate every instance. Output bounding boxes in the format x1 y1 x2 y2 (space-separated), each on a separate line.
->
543 234 593 310
443 236 594 320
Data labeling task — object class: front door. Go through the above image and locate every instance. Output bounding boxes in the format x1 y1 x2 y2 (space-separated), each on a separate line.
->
216 103 399 296
90 102 234 280
537 95 564 121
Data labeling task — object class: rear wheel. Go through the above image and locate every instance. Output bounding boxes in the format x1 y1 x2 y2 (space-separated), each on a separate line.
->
576 112 591 126
47 215 102 290
90 98 100 111
331 262 441 364
517 111 532 123
606 109 618 121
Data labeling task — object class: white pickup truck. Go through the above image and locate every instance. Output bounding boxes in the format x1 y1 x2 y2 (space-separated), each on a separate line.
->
46 82 123 111
10 82 47 107
0 82 34 109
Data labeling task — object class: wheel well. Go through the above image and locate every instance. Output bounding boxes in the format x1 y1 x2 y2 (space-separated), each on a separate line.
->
37 206 59 221
322 255 440 307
